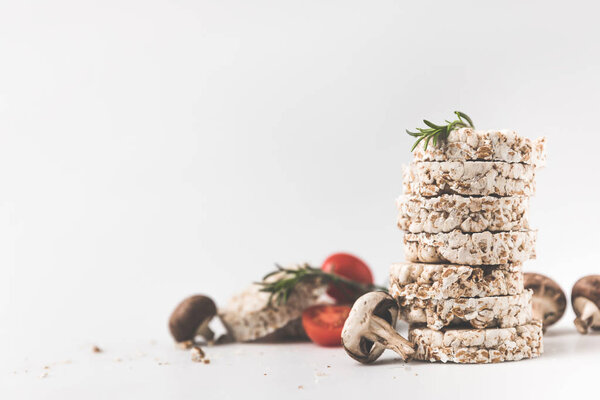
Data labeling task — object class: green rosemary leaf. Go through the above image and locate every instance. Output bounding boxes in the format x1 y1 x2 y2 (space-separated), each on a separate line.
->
411 135 426 152
258 263 387 307
406 111 474 152
423 120 442 129
455 111 474 127
424 135 432 150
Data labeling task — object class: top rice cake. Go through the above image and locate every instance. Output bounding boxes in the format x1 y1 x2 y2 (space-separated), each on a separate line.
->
412 128 546 168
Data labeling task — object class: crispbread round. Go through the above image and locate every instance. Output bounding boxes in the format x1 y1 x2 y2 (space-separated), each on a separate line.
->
403 230 536 265
402 161 536 197
389 262 523 300
400 290 533 330
397 194 529 233
409 321 543 363
412 128 546 167
219 266 324 342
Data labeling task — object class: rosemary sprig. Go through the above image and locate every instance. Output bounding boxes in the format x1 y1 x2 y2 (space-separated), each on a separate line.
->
406 111 474 151
256 263 388 307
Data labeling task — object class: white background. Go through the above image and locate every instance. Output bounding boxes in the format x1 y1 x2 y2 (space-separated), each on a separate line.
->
2 1 600 398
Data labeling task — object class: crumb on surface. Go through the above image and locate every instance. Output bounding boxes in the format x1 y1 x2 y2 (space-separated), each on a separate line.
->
298 385 303 389
191 345 206 362
203 359 210 364
39 372 48 379
92 345 102 353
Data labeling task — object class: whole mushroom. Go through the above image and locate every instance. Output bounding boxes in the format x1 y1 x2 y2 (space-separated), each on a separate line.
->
523 272 566 331
572 275 600 334
341 291 414 364
169 295 217 344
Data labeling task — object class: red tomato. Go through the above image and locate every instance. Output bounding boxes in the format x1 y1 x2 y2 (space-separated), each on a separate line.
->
302 305 351 347
321 253 374 302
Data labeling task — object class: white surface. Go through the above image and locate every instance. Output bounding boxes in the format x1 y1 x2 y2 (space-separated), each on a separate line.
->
2 0 600 398
3 321 599 399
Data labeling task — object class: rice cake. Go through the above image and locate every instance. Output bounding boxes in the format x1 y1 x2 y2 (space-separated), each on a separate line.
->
219 265 324 342
403 230 536 265
412 127 546 167
389 262 523 300
409 321 543 363
400 290 533 330
397 194 529 233
402 161 536 197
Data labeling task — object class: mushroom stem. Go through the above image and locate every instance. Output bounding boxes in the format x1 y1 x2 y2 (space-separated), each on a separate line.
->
365 315 415 361
574 298 598 334
530 299 544 322
531 298 551 333
196 318 215 342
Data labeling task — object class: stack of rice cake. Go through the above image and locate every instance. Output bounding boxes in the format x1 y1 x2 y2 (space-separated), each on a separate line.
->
391 128 546 363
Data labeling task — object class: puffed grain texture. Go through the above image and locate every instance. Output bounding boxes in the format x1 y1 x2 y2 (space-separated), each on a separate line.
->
219 265 324 342
399 290 533 330
402 161 536 197
409 320 543 363
389 262 523 300
412 127 546 167
397 195 529 233
403 230 536 265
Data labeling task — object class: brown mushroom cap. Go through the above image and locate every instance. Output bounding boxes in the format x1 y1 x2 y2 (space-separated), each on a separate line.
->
571 275 600 311
523 272 567 328
169 295 217 343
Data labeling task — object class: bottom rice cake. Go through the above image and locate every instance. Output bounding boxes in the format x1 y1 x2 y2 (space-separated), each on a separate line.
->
400 290 533 330
409 321 543 363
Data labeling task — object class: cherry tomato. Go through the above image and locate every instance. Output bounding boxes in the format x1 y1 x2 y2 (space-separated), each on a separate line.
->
321 253 374 303
302 304 351 347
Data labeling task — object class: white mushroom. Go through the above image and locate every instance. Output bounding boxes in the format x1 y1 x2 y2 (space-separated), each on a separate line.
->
341 291 414 364
572 275 600 334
